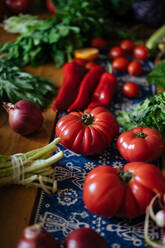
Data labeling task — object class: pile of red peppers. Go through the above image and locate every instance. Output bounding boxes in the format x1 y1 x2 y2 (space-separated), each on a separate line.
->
53 59 117 113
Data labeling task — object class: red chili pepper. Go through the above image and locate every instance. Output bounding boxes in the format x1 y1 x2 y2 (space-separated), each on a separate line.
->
67 65 104 112
87 72 117 109
53 60 86 112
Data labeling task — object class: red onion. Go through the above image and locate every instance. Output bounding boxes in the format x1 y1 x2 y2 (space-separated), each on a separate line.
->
3 100 43 136
16 224 60 248
64 228 108 248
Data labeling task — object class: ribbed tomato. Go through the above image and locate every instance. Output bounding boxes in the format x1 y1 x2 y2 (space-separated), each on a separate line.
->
56 106 119 155
83 163 165 219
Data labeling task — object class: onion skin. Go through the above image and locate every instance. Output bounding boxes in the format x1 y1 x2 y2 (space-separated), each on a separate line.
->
3 100 43 136
16 224 60 248
64 228 108 248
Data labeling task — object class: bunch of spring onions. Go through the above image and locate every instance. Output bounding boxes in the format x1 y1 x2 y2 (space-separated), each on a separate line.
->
0 138 63 194
144 193 165 247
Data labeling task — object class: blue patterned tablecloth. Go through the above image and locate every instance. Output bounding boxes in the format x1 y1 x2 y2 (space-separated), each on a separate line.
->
31 54 162 247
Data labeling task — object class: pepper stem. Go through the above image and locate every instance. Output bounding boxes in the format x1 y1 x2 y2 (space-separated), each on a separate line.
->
81 113 94 125
118 170 133 184
135 132 147 138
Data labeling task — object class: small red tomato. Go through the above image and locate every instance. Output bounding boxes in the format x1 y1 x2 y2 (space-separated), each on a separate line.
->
109 46 123 59
5 0 31 14
133 45 148 61
85 61 97 70
46 0 56 14
91 37 106 50
120 40 134 53
122 81 139 98
112 57 129 72
128 60 142 76
65 228 108 248
117 127 164 162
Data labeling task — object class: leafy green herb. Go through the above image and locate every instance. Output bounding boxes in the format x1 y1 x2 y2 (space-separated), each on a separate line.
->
0 58 55 109
147 61 165 89
118 92 165 136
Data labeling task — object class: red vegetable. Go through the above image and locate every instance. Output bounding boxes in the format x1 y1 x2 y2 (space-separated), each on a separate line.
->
16 224 60 248
68 65 104 112
133 45 148 61
83 163 165 219
56 106 119 155
91 37 106 50
122 81 139 98
53 60 86 112
112 57 129 72
85 61 97 70
128 60 142 76
120 40 134 53
65 228 107 248
46 0 56 14
4 0 32 14
117 127 164 162
3 100 43 136
109 46 123 59
87 71 117 108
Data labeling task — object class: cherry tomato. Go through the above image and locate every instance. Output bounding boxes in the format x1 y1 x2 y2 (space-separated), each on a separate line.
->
4 0 31 14
117 127 164 163
91 37 106 50
109 46 123 59
120 40 134 53
112 57 129 72
46 0 56 14
133 45 148 61
83 163 165 219
56 106 119 155
65 228 108 248
128 60 142 76
122 81 139 98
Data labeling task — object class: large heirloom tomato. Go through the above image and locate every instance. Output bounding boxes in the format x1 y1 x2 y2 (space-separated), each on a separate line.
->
117 127 164 162
56 106 118 155
83 163 165 219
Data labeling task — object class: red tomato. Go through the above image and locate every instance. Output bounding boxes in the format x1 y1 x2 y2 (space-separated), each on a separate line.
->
112 57 129 72
122 81 139 98
120 40 134 53
128 60 142 76
46 0 56 14
56 106 119 155
109 46 123 59
5 0 31 14
85 61 97 70
117 127 164 162
133 45 148 61
91 37 106 50
83 163 165 219
65 228 107 248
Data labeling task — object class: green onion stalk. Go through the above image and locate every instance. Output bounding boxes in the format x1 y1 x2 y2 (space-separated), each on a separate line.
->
0 138 63 194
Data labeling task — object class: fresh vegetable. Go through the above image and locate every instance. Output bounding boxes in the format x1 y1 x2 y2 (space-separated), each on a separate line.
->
122 81 139 98
91 37 106 50
16 224 60 248
109 46 123 59
128 60 142 76
112 57 129 72
0 59 55 109
68 65 104 111
85 61 97 70
46 0 56 14
147 60 165 89
87 70 117 108
65 228 107 248
83 163 165 219
53 60 86 112
133 45 148 61
56 106 119 155
0 138 63 193
74 48 99 61
117 127 164 162
117 92 165 137
4 0 32 14
120 39 134 53
146 24 165 50
3 100 43 136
